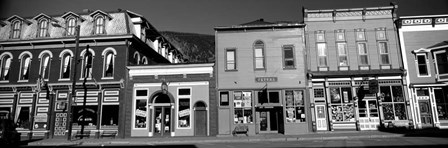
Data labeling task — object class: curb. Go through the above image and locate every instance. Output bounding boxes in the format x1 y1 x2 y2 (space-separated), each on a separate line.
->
27 133 405 146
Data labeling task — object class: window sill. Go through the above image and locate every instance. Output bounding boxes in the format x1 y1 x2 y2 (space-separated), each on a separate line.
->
254 68 266 71
318 67 328 71
18 80 29 83
0 80 9 83
101 77 114 80
225 69 238 72
283 67 296 70
58 78 71 81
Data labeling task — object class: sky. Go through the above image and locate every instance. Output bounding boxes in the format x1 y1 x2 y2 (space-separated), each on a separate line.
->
1 0 448 35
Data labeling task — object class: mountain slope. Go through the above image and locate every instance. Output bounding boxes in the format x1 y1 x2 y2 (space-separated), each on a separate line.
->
160 31 215 63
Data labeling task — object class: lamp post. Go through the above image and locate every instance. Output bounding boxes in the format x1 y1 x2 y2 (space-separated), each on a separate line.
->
51 22 80 141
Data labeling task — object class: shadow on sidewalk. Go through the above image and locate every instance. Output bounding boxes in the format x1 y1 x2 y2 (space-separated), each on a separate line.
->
378 126 448 138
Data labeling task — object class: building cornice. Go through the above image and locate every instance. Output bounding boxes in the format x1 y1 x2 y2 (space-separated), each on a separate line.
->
128 63 214 78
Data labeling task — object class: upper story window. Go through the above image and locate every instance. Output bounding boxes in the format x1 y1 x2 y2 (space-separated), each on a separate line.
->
355 29 366 41
141 56 148 65
0 54 12 81
20 54 32 81
337 42 348 67
11 20 22 39
220 91 229 106
378 42 390 65
81 50 94 79
60 52 72 79
66 17 77 36
317 43 327 67
103 50 115 78
282 45 295 69
415 53 430 77
254 40 265 70
434 50 448 76
133 52 140 65
225 48 236 71
375 28 387 41
40 53 51 79
357 42 369 65
37 19 49 38
94 16 105 35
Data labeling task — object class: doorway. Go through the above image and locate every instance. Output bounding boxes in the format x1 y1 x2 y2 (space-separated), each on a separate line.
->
153 106 171 137
257 107 283 133
194 101 207 136
419 100 433 128
315 105 327 131
358 99 380 130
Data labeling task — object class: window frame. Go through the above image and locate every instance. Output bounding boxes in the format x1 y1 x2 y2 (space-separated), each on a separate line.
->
177 87 192 129
415 53 430 77
282 45 295 69
285 90 306 123
66 17 77 36
39 53 51 80
19 54 32 81
134 89 148 129
434 50 448 80
225 48 237 71
219 91 229 106
0 54 12 81
253 40 265 70
317 43 327 67
357 42 369 65
81 49 94 79
380 85 407 120
378 42 390 65
94 15 106 35
37 19 49 38
11 20 22 39
337 42 348 67
60 52 72 80
233 91 253 124
102 48 116 79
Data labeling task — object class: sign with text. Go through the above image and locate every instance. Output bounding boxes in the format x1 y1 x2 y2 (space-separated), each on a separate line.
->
255 77 278 82
402 17 448 26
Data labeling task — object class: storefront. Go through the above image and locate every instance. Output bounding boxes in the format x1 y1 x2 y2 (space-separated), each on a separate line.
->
310 77 410 131
127 63 216 137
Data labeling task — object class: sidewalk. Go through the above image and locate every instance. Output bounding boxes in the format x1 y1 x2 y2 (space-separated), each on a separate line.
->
27 130 409 146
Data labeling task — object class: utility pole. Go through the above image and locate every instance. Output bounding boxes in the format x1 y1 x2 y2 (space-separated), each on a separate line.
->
80 45 91 139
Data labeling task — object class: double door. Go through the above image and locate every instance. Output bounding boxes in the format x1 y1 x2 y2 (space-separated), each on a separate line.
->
358 100 379 130
153 106 171 137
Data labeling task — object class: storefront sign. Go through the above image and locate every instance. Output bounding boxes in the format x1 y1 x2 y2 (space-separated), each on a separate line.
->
178 109 190 117
255 77 278 82
135 109 146 117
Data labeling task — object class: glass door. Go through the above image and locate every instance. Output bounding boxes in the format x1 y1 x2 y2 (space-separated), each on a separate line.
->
154 106 171 137
315 105 327 130
358 100 379 130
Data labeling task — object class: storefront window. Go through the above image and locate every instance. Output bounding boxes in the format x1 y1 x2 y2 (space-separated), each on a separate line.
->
257 90 280 104
15 106 31 129
73 106 97 127
330 87 354 122
435 88 448 121
178 98 190 128
234 91 252 124
286 90 306 123
135 99 147 128
101 105 118 127
380 86 407 120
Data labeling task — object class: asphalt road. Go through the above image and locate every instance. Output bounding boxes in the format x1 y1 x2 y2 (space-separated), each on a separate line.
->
18 136 448 148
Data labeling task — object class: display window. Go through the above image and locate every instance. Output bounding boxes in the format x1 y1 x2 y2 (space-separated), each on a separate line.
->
15 106 31 129
73 106 98 128
329 87 355 122
380 86 407 120
178 88 191 128
134 89 148 129
234 91 253 124
285 90 306 123
101 105 119 127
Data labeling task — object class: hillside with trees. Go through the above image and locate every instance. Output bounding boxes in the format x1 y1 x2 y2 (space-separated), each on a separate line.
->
160 31 215 63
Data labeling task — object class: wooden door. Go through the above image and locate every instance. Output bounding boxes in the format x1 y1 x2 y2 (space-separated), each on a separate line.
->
315 105 327 130
419 100 433 128
194 109 207 136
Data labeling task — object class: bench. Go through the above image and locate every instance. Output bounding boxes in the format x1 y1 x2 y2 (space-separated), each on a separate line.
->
232 125 248 136
74 130 90 139
100 130 117 138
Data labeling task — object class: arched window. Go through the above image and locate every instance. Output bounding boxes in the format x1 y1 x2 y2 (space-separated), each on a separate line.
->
61 53 72 79
134 52 140 65
0 55 12 81
66 17 76 36
104 52 114 77
254 40 265 69
20 55 31 80
40 54 51 79
141 56 148 65
81 49 94 78
12 20 22 39
94 16 105 34
37 19 49 38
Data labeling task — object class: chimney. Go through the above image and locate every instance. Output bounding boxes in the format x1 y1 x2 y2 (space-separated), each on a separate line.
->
83 9 91 13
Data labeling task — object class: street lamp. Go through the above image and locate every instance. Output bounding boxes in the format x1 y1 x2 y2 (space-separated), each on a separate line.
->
51 22 80 141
